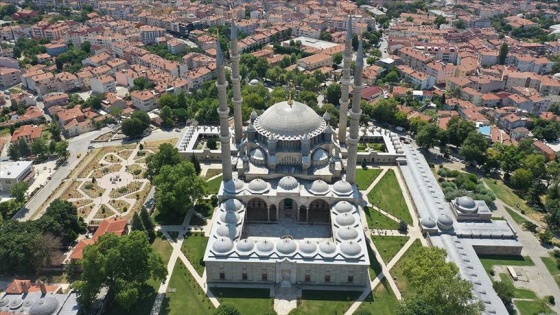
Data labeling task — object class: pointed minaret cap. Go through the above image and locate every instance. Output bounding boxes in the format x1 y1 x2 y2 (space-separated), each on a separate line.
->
356 39 364 68
346 15 353 41
216 40 224 66
231 20 237 40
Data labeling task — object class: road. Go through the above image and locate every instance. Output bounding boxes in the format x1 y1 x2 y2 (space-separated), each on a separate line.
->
379 35 389 59
13 127 182 221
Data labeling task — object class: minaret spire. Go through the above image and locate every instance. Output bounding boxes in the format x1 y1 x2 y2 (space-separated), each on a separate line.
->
215 40 233 182
338 15 353 146
345 39 364 185
230 20 243 144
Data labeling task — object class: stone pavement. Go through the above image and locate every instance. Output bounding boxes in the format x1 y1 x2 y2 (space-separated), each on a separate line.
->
273 285 299 315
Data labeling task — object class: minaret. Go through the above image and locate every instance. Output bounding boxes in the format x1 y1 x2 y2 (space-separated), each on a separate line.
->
216 40 233 182
345 40 364 185
231 20 243 144
338 15 353 146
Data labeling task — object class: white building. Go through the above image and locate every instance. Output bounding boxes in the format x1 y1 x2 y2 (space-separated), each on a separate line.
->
0 161 34 192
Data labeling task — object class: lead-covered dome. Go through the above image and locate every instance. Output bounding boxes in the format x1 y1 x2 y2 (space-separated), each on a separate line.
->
318 241 337 255
455 196 478 213
220 211 240 224
437 214 454 230
334 201 354 213
307 179 329 195
276 238 297 254
340 241 362 256
333 180 353 196
236 239 255 252
254 101 326 139
220 199 243 212
278 176 299 191
212 237 234 253
299 240 317 254
421 217 436 229
223 179 244 194
217 224 237 238
29 297 59 315
337 226 359 240
335 213 356 226
256 240 274 253
248 178 269 194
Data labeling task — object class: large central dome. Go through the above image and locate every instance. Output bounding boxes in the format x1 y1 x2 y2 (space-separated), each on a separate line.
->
254 101 326 139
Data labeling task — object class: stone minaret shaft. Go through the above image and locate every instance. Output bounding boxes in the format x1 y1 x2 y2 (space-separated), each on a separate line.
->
338 15 353 146
231 21 243 144
216 41 233 182
345 40 364 185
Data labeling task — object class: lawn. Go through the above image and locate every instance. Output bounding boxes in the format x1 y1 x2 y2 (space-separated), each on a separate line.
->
206 175 222 195
479 255 534 273
363 206 400 230
152 235 174 265
391 239 424 296
372 236 409 265
504 205 527 225
204 169 222 179
357 278 399 314
483 178 538 219
498 273 537 299
541 255 560 288
181 233 209 276
160 263 214 315
211 288 273 315
514 299 553 315
355 168 383 190
298 290 361 315
368 170 412 224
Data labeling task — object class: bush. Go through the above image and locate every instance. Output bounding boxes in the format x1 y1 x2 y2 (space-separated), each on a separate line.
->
549 295 555 305
207 138 217 150
84 183 94 190
133 169 142 175
211 195 218 207
524 221 538 233
553 250 560 259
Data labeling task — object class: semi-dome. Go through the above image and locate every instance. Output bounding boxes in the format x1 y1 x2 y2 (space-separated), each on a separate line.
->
335 213 356 226
248 178 269 194
223 179 244 194
278 176 299 191
340 241 362 256
236 239 255 252
455 196 478 213
334 201 354 213
437 214 454 230
217 224 237 238
307 179 329 195
220 199 243 212
312 148 329 162
337 226 359 240
421 217 436 228
276 238 297 254
250 148 266 160
254 100 326 139
212 237 234 253
220 211 240 224
319 241 336 254
28 297 60 315
333 180 353 196
256 240 274 253
299 240 317 254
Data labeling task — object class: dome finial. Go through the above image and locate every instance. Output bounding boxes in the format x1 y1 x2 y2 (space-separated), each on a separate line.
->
287 81 294 106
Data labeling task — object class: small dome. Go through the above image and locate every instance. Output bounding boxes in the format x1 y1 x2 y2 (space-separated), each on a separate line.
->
251 148 266 160
318 241 336 254
248 178 269 194
307 180 329 195
0 298 9 307
278 176 299 191
323 111 331 121
223 179 244 194
9 298 22 310
455 196 477 213
334 201 354 213
299 240 317 254
335 213 356 226
333 180 353 196
437 214 454 230
312 148 329 162
236 239 255 252
217 224 237 238
256 240 274 253
276 238 297 254
340 241 362 256
220 211 240 224
250 110 258 119
421 217 436 228
220 199 243 212
337 226 359 240
28 297 59 315
212 237 234 253
249 78 259 86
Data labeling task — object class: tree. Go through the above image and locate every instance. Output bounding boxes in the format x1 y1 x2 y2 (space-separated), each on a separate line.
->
415 123 441 150
434 15 447 28
8 143 19 160
31 137 48 157
398 220 408 233
139 207 156 242
459 132 488 165
523 154 546 179
160 106 174 128
80 41 91 54
214 303 241 315
371 98 399 125
498 43 509 65
177 91 187 108
510 168 533 192
146 143 183 180
333 53 343 65
18 138 30 157
55 141 69 159
190 154 201 175
46 122 61 141
10 181 28 204
122 111 150 138
445 117 476 146
453 19 467 29
74 232 167 310
325 84 341 106
157 94 177 109
207 137 217 150
37 199 85 244
493 280 514 306
153 161 206 220
131 212 146 232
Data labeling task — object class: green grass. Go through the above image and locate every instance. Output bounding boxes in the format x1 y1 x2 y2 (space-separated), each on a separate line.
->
372 236 409 265
514 299 553 315
483 178 536 217
357 278 399 314
368 169 412 224
355 168 383 190
160 263 214 315
363 206 400 230
479 255 534 273
367 243 383 280
541 255 560 289
211 288 273 314
206 175 222 195
391 239 424 296
498 273 537 299
299 290 361 314
152 235 174 265
504 205 527 225
181 233 209 276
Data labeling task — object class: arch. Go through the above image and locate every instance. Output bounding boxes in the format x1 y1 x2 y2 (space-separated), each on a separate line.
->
299 205 307 222
269 204 277 221
308 199 330 223
279 198 297 221
246 197 268 222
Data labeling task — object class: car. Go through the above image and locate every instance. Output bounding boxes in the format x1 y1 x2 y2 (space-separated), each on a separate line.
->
174 128 180 132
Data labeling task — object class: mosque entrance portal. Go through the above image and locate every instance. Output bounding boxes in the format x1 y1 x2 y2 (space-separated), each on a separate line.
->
279 198 296 221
